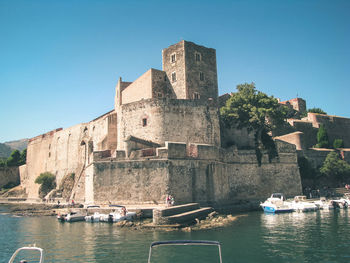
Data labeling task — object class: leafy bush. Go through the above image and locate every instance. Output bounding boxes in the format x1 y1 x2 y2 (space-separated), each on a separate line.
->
333 139 344 148
308 107 327 115
320 152 350 180
35 172 56 198
315 124 329 148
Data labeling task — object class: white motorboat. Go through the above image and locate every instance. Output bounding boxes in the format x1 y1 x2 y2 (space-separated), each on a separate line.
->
291 196 318 212
147 240 222 263
8 246 44 263
65 212 86 222
260 193 293 213
314 197 335 210
85 212 103 222
100 211 137 222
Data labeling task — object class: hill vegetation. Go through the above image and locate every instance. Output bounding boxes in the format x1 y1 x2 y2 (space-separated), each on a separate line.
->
0 143 13 158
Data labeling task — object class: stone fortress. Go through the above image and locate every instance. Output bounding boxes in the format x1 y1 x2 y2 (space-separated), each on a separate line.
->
18 40 308 208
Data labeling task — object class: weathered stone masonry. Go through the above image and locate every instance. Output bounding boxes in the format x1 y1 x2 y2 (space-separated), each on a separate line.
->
19 40 303 207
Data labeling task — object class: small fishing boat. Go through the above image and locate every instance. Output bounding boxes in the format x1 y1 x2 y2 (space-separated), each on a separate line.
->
8 246 44 263
260 193 293 213
291 196 318 212
147 240 222 263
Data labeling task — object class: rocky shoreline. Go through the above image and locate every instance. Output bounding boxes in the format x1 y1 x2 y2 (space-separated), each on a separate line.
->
0 203 244 231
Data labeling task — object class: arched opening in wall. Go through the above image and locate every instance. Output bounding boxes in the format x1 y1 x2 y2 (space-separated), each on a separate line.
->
80 141 88 166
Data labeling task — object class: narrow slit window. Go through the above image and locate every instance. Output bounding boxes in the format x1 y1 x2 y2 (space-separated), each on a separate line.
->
171 53 176 63
199 72 204 81
195 52 201 62
142 118 147 127
193 92 200 99
171 72 177 82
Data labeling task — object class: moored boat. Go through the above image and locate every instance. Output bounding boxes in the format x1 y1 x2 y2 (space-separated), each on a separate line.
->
260 193 293 213
65 212 86 222
85 212 103 222
291 196 318 212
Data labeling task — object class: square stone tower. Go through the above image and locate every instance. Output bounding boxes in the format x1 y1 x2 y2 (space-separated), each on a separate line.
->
162 40 218 102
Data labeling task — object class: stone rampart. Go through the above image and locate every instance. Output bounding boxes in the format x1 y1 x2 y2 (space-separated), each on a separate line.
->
0 167 19 189
90 141 301 209
307 113 350 148
22 110 117 199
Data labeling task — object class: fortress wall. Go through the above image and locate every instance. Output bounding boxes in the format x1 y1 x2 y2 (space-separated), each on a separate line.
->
23 112 114 199
121 69 153 105
0 167 19 189
118 99 221 150
151 69 175 99
275 132 304 150
91 141 301 208
308 113 350 147
221 125 255 149
92 160 170 204
290 121 317 148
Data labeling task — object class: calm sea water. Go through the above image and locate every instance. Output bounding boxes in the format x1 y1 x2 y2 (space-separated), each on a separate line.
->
1 205 350 263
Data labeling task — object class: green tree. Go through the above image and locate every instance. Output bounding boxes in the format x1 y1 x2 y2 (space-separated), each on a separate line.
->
0 158 6 167
308 107 327 115
6 150 21 166
320 152 350 180
333 139 344 148
220 83 288 164
35 172 56 198
315 124 329 148
19 149 27 165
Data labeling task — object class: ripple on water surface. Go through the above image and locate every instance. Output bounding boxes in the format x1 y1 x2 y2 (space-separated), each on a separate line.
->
1 208 350 262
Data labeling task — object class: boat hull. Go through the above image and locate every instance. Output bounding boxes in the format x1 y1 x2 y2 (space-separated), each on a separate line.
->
262 206 293 213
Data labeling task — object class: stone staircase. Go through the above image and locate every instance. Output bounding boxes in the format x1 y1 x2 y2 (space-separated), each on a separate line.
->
153 203 213 225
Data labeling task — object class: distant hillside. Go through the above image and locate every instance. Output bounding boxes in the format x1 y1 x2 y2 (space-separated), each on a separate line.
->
4 139 29 152
0 143 13 158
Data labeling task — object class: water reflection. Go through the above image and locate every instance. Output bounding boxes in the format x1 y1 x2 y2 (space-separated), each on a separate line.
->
260 210 350 263
1 208 350 263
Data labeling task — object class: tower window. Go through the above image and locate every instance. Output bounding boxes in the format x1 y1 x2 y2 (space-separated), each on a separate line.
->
171 72 177 82
193 92 200 99
195 52 201 62
142 118 147 127
199 72 204 81
171 53 176 63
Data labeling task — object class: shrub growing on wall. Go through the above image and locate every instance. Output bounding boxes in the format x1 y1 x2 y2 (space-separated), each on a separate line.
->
315 124 329 148
333 139 344 148
35 172 56 198
308 107 327 115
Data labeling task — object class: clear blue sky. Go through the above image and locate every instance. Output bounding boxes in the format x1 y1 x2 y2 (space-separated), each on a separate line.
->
1 0 349 142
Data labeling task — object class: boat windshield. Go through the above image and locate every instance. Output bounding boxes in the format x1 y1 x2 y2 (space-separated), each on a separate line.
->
271 193 283 199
